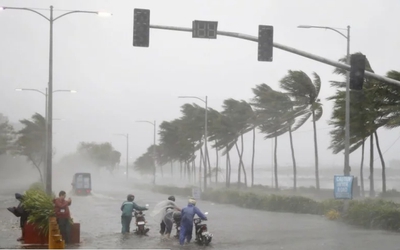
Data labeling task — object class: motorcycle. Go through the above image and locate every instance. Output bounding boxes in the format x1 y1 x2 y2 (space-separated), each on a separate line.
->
172 211 181 239
194 212 212 246
133 204 150 235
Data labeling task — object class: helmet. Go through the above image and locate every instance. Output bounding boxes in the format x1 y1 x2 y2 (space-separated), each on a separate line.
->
168 195 175 202
127 194 135 201
188 197 196 205
173 211 181 222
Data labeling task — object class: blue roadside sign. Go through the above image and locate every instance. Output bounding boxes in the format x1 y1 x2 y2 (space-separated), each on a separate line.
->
333 175 354 199
192 186 201 200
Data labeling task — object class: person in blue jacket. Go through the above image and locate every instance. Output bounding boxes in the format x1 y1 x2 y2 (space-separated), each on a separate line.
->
179 197 207 245
120 194 148 234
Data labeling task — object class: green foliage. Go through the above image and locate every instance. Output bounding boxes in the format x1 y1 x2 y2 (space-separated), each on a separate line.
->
134 145 156 175
77 142 121 170
152 185 400 232
344 199 400 231
15 113 46 183
22 186 55 236
29 182 45 191
0 113 15 155
379 189 400 198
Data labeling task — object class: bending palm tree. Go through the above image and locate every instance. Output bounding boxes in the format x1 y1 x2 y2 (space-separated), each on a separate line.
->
279 70 323 190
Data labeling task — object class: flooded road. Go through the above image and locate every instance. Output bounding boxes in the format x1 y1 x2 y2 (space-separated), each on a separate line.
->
1 182 400 250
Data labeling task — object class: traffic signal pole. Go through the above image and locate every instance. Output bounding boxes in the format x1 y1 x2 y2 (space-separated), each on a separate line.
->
149 24 400 88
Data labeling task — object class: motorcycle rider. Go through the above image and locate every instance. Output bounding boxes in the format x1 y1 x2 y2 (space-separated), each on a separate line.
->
179 197 207 245
159 195 181 236
120 194 148 234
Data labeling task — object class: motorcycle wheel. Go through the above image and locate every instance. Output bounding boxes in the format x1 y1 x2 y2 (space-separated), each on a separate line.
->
138 225 144 235
202 235 211 246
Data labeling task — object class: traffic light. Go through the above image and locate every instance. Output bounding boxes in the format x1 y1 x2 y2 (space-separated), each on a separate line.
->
258 25 273 62
192 20 218 39
133 9 150 47
349 54 366 90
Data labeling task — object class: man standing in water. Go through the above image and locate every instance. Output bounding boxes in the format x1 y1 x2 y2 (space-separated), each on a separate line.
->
53 191 72 244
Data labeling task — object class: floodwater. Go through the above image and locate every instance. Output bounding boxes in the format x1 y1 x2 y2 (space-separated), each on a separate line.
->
1 181 400 250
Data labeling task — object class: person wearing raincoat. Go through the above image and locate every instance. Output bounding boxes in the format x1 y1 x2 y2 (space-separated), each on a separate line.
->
159 195 181 236
120 194 148 234
179 197 207 245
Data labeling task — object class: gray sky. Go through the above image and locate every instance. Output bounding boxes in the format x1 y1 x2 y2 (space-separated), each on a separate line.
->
1 0 399 171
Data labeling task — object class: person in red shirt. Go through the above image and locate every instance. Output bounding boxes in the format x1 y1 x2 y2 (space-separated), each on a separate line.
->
53 191 72 244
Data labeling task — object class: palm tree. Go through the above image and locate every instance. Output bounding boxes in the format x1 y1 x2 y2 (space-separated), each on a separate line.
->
251 84 294 189
220 99 255 187
279 70 323 190
134 146 155 175
208 108 237 188
327 52 398 195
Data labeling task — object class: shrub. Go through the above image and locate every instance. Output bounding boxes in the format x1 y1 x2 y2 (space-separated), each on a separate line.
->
379 189 400 198
22 188 55 236
343 199 400 231
150 185 400 232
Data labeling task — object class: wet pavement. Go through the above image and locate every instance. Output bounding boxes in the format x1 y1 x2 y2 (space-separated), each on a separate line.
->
1 181 400 250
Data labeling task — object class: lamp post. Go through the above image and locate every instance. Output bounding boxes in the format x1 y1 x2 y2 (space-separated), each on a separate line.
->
178 96 208 190
297 25 351 176
136 120 157 185
2 6 111 195
114 134 129 180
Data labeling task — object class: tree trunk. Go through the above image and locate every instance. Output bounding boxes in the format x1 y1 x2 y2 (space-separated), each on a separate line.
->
187 161 192 183
193 159 196 185
369 134 375 197
180 161 183 179
30 156 44 186
199 145 204 187
160 163 164 177
228 153 232 187
235 139 248 188
226 147 231 188
206 147 212 183
235 142 242 186
251 127 256 187
170 161 173 176
225 147 229 188
274 136 278 190
311 110 320 190
215 142 219 184
374 131 386 193
288 126 297 191
240 134 248 187
360 139 365 197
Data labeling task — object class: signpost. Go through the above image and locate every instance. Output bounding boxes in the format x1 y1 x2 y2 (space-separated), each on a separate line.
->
333 175 354 199
192 186 201 200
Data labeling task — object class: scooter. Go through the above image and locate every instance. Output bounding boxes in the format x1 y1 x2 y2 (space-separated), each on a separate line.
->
194 212 212 246
133 204 150 235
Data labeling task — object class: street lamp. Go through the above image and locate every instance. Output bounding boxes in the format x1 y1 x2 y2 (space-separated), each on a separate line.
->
136 120 157 185
298 25 351 176
15 88 76 189
178 95 208 191
2 5 111 195
114 134 129 180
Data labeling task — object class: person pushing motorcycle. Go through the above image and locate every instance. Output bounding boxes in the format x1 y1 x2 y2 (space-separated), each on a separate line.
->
120 194 148 234
179 197 207 245
160 195 181 237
